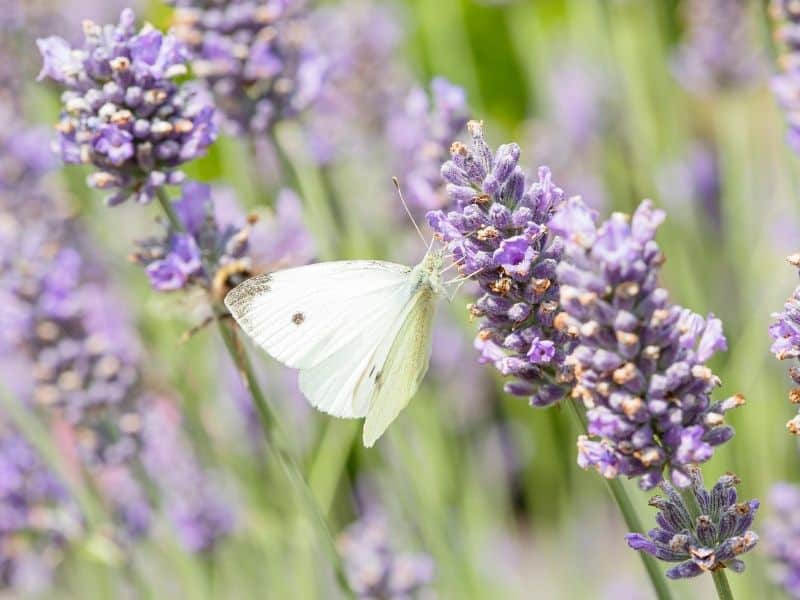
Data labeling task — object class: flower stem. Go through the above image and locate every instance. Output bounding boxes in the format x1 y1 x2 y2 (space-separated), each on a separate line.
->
156 187 184 232
269 129 304 198
216 320 353 596
319 164 346 238
711 570 735 600
154 187 353 597
567 400 674 600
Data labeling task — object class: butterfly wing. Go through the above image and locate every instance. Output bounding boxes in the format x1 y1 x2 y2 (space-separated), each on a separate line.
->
224 260 413 418
361 288 437 447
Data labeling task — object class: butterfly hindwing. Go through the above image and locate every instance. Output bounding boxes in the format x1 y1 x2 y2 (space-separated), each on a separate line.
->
361 287 437 447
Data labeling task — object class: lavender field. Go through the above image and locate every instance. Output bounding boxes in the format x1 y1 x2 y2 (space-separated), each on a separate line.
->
3 1 800 598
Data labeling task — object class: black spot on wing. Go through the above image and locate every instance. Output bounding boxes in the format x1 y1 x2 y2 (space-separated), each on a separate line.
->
291 312 305 325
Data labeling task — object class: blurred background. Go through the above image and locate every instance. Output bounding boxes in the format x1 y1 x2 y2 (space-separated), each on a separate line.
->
0 0 796 598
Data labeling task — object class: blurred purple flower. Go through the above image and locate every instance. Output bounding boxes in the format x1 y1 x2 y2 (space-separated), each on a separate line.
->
305 0 408 165
656 142 722 234
673 0 764 94
525 55 615 212
141 398 234 553
338 513 435 598
0 424 81 592
772 2 800 155
37 9 216 205
427 121 574 408
626 467 758 579
388 78 470 211
169 0 326 135
555 198 742 489
765 482 800 598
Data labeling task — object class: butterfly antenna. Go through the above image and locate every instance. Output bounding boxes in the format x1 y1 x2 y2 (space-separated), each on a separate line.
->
393 177 428 249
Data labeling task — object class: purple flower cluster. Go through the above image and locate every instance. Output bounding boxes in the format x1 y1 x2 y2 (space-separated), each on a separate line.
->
626 467 758 579
770 1 800 153
387 78 470 211
673 0 763 94
768 254 800 434
0 424 81 592
553 198 742 489
338 514 435 598
142 398 233 553
0 207 143 468
37 9 216 205
133 182 314 298
168 0 327 135
427 120 574 408
765 482 800 598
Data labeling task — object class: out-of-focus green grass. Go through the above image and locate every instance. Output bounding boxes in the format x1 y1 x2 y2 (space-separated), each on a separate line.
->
26 1 800 598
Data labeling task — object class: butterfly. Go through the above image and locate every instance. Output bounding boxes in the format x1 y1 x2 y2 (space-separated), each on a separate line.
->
224 244 456 447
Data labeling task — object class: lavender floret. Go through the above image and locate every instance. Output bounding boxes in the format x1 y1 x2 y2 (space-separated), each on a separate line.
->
426 121 574 407
768 253 800 433
626 468 758 579
133 182 315 299
555 197 742 488
37 9 216 205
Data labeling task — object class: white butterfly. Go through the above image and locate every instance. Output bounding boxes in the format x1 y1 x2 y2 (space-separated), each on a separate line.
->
224 247 449 447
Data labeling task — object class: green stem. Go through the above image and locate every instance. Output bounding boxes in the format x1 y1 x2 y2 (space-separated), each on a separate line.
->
269 129 304 197
567 400 674 600
155 188 353 598
156 187 184 232
217 318 352 598
711 570 735 600
319 164 346 238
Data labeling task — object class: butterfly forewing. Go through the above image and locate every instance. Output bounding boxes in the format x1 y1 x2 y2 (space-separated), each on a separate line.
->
224 260 414 418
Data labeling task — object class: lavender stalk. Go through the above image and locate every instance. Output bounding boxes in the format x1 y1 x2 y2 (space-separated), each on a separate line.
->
566 399 674 600
427 121 674 599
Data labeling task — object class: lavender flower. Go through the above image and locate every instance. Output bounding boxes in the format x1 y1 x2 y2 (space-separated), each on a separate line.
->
386 78 469 210
141 398 233 553
765 482 800 598
133 182 314 299
0 423 82 592
554 198 742 488
626 468 758 579
768 253 800 433
773 1 800 153
426 120 574 407
0 208 144 468
37 9 216 205
338 514 435 599
168 0 326 135
673 0 764 94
